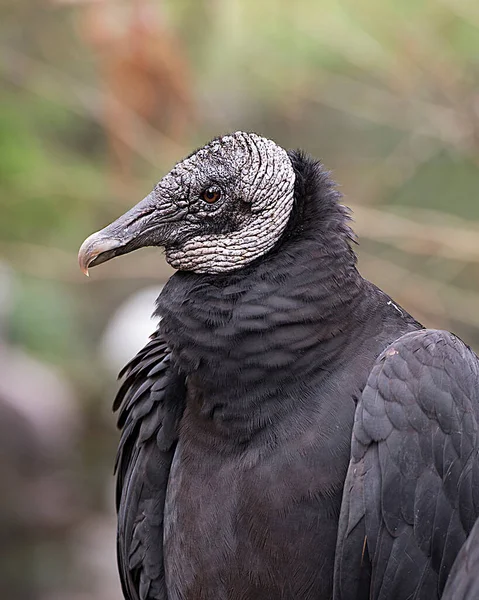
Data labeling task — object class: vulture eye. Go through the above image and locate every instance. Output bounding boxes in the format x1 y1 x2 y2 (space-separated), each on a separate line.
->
201 186 222 204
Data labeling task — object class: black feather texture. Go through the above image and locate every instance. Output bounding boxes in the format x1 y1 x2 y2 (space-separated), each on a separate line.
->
114 332 186 600
334 330 479 600
442 517 479 599
286 149 358 251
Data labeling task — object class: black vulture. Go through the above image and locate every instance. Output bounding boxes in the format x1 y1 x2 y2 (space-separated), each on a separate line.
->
78 132 479 600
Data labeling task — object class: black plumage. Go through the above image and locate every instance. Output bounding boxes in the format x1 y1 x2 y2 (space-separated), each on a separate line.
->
442 517 479 599
78 134 479 600
334 330 479 599
114 333 185 599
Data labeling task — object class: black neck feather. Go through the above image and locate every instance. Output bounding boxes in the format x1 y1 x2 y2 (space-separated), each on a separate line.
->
285 149 357 249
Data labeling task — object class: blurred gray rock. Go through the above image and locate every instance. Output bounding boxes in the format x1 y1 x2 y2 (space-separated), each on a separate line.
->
100 285 163 375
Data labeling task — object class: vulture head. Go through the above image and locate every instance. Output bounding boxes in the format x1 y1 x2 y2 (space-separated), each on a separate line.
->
79 132 296 274
79 132 295 273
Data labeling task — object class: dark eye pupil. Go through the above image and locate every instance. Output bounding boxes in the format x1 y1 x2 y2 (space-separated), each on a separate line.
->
202 187 221 203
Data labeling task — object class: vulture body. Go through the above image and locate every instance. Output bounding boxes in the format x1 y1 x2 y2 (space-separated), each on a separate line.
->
79 132 479 600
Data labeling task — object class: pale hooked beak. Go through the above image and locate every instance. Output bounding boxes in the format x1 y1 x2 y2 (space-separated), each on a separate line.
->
78 191 183 275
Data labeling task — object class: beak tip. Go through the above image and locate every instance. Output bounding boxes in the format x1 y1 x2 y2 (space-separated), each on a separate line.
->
78 238 93 276
78 231 124 276
78 257 89 277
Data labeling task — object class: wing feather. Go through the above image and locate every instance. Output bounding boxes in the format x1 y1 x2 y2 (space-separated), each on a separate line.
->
334 329 479 600
442 517 479 599
114 330 186 600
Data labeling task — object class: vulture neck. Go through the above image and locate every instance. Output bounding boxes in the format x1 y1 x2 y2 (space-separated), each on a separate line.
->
156 153 370 439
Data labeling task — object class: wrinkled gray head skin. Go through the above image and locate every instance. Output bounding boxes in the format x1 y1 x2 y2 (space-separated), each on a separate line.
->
78 132 295 275
163 132 295 272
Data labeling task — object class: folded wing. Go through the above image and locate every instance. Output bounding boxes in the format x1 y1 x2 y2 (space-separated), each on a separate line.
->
114 331 186 600
334 329 479 600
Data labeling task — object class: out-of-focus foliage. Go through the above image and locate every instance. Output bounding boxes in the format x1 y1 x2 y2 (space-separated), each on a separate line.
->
1 0 478 598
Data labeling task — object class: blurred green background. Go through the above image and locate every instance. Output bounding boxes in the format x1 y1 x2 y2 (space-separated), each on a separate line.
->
1 0 478 598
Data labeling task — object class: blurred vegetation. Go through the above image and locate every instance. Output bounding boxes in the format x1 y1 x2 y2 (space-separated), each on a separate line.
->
1 0 478 598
